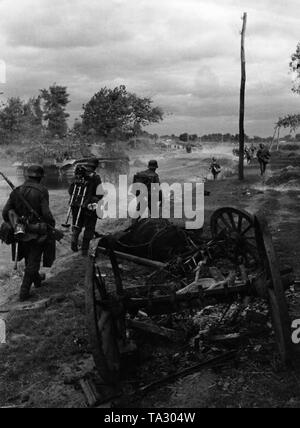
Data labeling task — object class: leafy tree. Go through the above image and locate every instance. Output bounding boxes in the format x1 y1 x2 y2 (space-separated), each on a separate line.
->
0 96 43 142
82 85 163 139
290 43 300 93
272 45 300 143
179 133 189 142
223 133 233 142
72 118 83 135
189 134 198 142
40 84 70 137
24 97 43 127
276 114 300 133
0 97 25 133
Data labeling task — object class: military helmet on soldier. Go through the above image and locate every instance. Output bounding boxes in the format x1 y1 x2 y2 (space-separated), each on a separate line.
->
27 165 45 179
87 158 99 170
148 160 158 169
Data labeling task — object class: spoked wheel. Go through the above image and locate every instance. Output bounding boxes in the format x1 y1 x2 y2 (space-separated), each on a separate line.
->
211 207 259 267
254 215 292 364
85 256 123 384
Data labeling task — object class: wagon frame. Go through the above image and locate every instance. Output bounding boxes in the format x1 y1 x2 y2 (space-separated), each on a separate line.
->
85 207 295 384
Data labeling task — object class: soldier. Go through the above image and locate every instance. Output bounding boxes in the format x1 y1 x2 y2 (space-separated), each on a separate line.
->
133 160 162 216
244 146 252 164
257 143 271 176
210 158 222 181
186 143 192 154
250 143 256 158
2 165 56 302
70 158 102 256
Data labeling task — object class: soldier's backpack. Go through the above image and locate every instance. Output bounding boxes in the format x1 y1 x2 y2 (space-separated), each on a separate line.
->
133 172 157 192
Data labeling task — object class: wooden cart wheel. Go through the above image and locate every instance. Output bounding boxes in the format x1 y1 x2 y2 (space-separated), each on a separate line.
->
254 214 292 364
85 256 122 384
211 207 259 267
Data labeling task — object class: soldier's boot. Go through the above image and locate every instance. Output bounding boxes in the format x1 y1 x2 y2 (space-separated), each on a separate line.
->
34 273 46 289
81 239 90 257
19 273 33 302
82 228 95 257
71 228 80 253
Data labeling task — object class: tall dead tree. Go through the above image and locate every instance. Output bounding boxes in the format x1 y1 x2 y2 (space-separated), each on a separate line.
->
239 12 247 180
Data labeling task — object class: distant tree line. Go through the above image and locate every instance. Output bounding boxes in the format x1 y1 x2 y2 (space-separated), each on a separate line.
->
172 133 274 144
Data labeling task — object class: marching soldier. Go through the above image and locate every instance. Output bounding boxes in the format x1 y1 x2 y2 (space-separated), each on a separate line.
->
70 158 102 256
133 160 162 216
210 158 222 181
244 146 252 164
2 166 56 302
250 143 256 158
257 144 271 176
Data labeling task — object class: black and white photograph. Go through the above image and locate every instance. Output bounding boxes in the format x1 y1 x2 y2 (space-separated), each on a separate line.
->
0 0 300 412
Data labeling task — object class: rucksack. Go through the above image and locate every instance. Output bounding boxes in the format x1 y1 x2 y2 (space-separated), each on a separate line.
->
133 172 156 191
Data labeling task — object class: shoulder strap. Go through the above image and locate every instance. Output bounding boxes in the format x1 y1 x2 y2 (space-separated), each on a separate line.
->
22 182 46 195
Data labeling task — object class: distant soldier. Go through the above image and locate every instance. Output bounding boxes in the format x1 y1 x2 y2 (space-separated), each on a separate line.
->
69 159 103 256
133 160 162 216
2 166 56 301
210 158 222 181
244 147 252 164
250 143 256 158
257 144 271 176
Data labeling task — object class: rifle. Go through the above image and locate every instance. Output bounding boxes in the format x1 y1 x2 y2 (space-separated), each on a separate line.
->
0 171 64 242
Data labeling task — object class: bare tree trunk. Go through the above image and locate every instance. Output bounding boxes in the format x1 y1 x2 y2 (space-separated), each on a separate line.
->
239 12 247 180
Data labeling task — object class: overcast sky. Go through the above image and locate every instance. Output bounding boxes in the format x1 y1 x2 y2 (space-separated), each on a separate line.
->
0 0 299 137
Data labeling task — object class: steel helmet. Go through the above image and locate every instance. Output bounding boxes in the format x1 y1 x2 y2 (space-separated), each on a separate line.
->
27 165 45 178
148 160 158 169
87 158 99 169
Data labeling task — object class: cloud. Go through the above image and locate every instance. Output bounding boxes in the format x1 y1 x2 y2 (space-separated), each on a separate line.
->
0 0 134 48
0 0 299 136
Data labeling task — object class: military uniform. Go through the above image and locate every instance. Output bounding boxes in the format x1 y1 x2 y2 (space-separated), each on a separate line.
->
257 145 271 176
2 166 56 301
210 159 221 181
245 147 251 164
250 144 256 157
69 160 102 255
134 160 161 215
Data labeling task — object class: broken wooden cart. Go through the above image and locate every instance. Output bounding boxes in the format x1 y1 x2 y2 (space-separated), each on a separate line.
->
85 208 295 384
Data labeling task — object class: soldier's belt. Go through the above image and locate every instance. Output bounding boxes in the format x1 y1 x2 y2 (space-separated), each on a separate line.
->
27 223 48 235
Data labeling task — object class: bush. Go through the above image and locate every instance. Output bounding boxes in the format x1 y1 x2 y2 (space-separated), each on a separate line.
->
5 148 16 158
281 144 299 151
